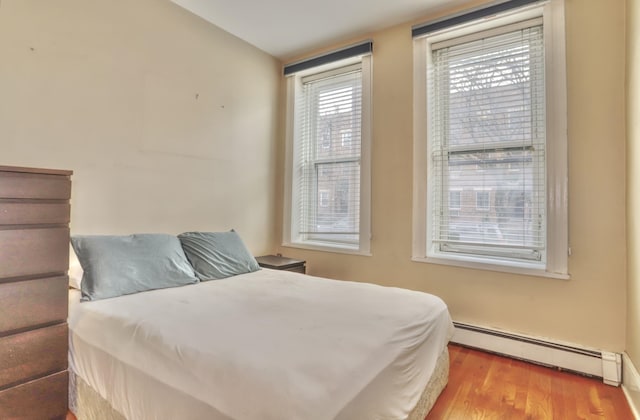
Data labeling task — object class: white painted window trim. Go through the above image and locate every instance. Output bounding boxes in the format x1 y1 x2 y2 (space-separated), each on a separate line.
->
283 55 372 256
412 0 568 279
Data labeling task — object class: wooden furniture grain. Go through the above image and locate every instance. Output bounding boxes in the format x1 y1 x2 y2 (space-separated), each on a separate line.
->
256 255 306 274
0 165 72 420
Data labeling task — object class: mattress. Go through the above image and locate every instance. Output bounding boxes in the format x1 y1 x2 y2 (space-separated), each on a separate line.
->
68 269 453 419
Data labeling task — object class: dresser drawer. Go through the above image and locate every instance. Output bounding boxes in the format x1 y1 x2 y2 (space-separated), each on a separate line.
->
0 323 67 389
0 170 71 200
0 202 70 226
0 276 68 333
0 370 68 419
0 227 69 278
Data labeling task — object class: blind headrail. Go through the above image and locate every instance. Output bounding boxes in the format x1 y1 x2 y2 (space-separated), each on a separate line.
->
412 0 543 38
284 41 372 76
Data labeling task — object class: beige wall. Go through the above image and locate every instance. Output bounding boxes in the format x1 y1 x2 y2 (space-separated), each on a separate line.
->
628 0 640 366
0 0 628 353
277 0 628 352
0 0 281 253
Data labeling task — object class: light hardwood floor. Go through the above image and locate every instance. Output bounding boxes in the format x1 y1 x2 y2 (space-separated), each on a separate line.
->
67 344 634 420
428 344 634 419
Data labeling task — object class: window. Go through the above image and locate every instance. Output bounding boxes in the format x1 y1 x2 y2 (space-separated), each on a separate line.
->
321 125 332 149
319 190 329 208
283 42 372 253
449 190 461 211
475 191 490 212
412 0 568 278
341 129 353 148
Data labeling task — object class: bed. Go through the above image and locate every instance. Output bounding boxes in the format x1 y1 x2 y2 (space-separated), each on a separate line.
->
67 232 453 420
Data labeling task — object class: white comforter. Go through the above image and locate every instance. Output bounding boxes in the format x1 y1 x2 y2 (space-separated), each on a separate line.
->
69 269 453 420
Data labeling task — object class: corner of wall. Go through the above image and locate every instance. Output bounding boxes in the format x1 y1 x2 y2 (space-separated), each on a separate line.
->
623 353 640 419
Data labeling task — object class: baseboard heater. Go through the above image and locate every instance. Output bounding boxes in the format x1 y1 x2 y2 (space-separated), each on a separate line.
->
451 322 622 386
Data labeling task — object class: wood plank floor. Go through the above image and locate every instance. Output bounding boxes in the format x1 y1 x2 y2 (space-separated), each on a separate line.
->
428 344 634 419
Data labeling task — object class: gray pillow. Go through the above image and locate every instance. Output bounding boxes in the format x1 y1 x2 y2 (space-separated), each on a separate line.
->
71 234 199 302
178 230 260 281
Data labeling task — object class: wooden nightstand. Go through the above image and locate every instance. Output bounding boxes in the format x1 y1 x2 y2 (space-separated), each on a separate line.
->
256 255 306 274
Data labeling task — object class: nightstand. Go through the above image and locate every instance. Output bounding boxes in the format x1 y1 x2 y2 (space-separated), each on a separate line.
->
256 255 306 274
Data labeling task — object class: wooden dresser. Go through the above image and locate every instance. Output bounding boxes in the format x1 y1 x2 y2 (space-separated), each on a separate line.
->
0 165 72 419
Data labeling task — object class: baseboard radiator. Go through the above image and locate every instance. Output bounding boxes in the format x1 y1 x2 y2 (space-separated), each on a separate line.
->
451 322 622 386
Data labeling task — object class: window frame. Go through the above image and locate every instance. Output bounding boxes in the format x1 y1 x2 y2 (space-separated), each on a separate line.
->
283 53 372 255
412 0 568 279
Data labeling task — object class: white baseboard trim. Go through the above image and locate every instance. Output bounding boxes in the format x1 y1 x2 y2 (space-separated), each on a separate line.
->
451 322 622 386
622 353 640 419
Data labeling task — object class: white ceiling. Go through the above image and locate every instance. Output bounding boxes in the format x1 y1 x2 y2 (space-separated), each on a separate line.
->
170 0 470 60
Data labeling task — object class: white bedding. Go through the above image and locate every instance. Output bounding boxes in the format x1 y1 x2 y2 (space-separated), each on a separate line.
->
69 269 453 420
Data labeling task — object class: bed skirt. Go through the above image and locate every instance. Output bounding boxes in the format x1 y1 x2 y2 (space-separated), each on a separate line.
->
69 368 126 420
69 347 449 420
407 347 449 420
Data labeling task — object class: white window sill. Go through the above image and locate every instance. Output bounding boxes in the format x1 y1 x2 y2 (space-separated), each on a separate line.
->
282 241 372 257
412 254 570 280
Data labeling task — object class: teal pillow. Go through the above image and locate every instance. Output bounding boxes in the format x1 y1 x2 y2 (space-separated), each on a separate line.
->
178 230 260 281
71 234 198 302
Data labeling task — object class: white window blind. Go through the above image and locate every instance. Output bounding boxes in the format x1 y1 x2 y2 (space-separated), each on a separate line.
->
295 64 363 246
429 20 546 263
